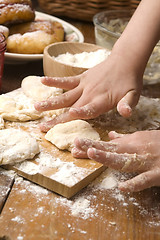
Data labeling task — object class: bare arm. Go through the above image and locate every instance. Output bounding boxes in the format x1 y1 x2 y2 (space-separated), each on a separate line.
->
35 0 160 132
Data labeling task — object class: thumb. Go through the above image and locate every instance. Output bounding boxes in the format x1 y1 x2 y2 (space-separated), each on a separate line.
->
118 170 160 192
117 90 140 118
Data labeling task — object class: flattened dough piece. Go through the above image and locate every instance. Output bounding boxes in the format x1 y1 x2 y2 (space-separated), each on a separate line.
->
45 120 100 151
21 75 63 101
0 128 39 165
0 116 4 129
0 90 42 121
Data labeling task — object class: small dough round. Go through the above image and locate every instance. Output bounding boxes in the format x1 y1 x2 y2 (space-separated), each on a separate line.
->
0 115 4 129
0 128 39 165
21 75 63 101
45 120 100 151
0 91 42 121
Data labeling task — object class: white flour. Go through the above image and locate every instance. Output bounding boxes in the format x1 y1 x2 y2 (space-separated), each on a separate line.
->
53 49 110 68
50 162 92 187
14 151 93 187
93 96 160 133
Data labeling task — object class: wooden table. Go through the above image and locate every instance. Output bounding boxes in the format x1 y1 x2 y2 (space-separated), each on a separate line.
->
0 7 160 240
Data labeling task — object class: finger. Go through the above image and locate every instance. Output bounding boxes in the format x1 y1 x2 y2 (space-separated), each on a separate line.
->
108 131 126 140
34 88 81 111
118 169 160 192
69 101 105 120
41 76 80 90
71 147 88 158
87 148 145 172
117 90 140 117
39 111 77 132
74 138 118 152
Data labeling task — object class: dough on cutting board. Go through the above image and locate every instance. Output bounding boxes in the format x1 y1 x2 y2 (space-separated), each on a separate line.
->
0 116 4 129
0 91 42 121
45 119 100 151
21 75 63 101
0 128 40 165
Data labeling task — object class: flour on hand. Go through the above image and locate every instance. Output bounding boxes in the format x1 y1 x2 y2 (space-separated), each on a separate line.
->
21 75 63 101
45 119 100 151
0 128 40 165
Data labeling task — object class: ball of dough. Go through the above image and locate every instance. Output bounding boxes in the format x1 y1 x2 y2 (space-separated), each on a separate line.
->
0 92 42 121
0 128 39 165
21 75 63 101
45 120 100 151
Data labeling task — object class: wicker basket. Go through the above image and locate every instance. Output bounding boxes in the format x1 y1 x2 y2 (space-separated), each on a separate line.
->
38 0 141 21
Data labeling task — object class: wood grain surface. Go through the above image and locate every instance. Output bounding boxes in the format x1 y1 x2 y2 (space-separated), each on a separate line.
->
0 168 15 213
0 173 160 240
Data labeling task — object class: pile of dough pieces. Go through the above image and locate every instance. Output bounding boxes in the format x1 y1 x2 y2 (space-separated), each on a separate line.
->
0 75 100 166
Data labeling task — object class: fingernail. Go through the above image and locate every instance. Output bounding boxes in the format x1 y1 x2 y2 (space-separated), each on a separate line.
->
87 147 97 158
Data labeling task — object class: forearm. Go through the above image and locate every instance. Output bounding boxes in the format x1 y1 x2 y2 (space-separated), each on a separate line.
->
112 0 160 76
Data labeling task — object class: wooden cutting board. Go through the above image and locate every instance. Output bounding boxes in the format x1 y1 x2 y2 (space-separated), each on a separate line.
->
4 120 106 199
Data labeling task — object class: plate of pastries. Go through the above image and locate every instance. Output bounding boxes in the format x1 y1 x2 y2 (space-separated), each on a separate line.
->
0 0 84 63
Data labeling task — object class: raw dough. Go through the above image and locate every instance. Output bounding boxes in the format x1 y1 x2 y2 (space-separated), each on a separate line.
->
0 116 4 129
0 128 39 165
0 89 43 121
45 119 100 151
21 75 63 101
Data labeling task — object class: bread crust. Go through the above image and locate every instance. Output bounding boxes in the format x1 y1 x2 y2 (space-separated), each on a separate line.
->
0 0 35 25
7 20 65 54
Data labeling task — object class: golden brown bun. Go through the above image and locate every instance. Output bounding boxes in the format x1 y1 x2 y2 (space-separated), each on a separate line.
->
0 0 35 26
0 25 9 38
7 20 65 54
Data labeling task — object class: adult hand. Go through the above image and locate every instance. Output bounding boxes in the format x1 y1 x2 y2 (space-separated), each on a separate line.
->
34 52 142 132
71 130 160 192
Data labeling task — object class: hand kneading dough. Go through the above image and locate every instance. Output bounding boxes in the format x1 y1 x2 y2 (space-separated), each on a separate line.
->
45 120 100 151
0 128 39 165
21 75 63 101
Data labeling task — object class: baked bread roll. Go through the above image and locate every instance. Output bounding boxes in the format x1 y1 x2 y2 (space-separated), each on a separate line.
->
0 0 35 26
7 20 65 54
0 25 9 38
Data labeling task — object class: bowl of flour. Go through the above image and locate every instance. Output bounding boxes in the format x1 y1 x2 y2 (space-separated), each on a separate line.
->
43 42 110 77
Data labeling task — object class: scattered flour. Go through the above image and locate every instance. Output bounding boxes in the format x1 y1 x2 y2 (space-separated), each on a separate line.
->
70 197 95 219
15 161 39 175
14 151 93 186
11 216 25 224
94 96 160 133
4 167 159 229
50 162 92 187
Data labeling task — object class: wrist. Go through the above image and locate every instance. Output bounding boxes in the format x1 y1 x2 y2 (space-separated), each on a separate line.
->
111 41 145 78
